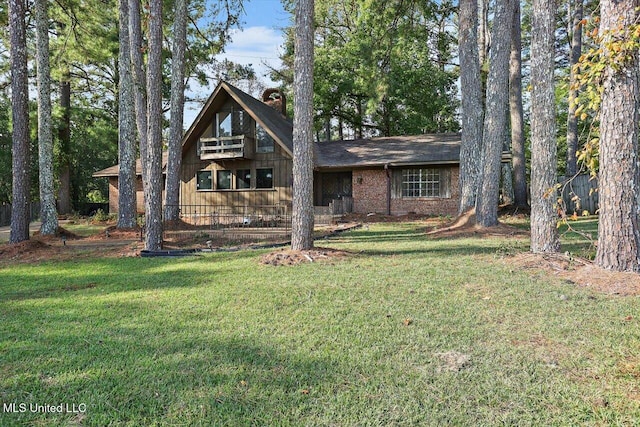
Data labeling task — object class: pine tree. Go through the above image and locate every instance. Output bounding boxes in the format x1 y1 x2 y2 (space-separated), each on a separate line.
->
476 0 515 227
530 0 560 252
9 0 30 243
164 0 188 222
458 0 483 214
117 0 138 229
36 0 59 235
291 0 315 251
594 0 640 271
144 0 164 251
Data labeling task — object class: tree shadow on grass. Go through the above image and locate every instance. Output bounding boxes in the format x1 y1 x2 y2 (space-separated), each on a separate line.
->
0 251 261 302
1 325 338 425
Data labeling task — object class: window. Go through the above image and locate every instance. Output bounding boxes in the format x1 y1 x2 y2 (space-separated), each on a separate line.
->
256 168 273 189
236 169 251 189
402 168 441 198
216 170 232 190
196 170 212 191
215 110 246 138
217 111 232 137
256 123 275 153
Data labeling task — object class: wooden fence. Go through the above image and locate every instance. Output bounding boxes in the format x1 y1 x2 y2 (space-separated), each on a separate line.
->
559 174 599 215
0 202 41 227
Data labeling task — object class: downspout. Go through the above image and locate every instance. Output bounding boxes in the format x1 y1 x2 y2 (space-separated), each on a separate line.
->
385 164 391 216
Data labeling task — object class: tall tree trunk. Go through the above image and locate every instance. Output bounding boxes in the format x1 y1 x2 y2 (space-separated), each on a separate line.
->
35 0 58 235
458 0 483 214
530 0 560 253
595 0 640 271
164 0 188 222
129 0 148 185
478 0 489 66
144 0 164 251
291 0 315 251
9 0 30 243
510 1 528 208
476 0 514 227
566 0 583 177
57 78 72 214
117 0 137 228
501 162 514 205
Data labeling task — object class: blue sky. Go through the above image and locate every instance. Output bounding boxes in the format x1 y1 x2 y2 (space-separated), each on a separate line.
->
185 0 290 122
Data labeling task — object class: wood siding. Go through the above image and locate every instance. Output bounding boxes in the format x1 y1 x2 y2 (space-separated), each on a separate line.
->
180 100 293 211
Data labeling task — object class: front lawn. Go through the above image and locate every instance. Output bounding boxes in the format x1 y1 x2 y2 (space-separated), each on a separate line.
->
1 221 639 425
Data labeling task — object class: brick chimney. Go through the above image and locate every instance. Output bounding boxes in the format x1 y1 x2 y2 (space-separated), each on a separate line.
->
262 88 287 118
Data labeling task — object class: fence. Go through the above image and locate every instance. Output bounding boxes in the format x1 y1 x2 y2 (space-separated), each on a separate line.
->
559 174 599 215
0 202 41 227
314 196 353 225
166 204 290 229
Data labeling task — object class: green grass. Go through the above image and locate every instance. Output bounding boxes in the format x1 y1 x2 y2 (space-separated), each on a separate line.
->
1 222 639 426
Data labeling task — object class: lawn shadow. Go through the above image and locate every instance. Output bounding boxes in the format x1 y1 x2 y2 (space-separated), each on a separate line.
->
1 323 338 425
0 251 261 302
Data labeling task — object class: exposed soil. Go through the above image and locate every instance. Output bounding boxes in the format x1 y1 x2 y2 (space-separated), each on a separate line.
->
509 252 640 297
259 248 354 266
426 209 529 239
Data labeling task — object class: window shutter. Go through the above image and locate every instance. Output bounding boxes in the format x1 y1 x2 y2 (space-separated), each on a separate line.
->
441 168 451 198
391 170 403 199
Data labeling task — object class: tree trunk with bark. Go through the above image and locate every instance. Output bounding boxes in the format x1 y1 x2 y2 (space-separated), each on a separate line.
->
291 0 315 251
458 0 483 214
117 0 137 229
164 0 187 222
595 0 640 271
510 1 528 208
129 0 148 185
57 78 72 214
530 0 560 253
476 0 514 227
478 0 489 66
144 0 164 251
9 0 30 243
566 0 583 178
35 0 58 235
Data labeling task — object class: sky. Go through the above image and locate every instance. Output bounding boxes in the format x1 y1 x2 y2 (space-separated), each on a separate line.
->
185 0 290 123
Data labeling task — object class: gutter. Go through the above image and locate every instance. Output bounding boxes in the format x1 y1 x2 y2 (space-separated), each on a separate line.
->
385 163 391 216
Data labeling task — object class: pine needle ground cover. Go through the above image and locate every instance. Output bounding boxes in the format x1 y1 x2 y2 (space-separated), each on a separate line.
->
1 222 639 425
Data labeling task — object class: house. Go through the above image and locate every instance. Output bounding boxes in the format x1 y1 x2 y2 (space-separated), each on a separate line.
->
94 81 490 222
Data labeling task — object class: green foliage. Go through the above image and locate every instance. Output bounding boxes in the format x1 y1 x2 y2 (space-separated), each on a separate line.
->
0 97 11 203
572 15 640 176
277 0 459 138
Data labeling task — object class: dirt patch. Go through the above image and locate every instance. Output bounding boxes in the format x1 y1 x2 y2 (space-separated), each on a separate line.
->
0 240 52 259
32 226 81 241
510 252 640 296
435 351 472 372
427 209 529 239
260 247 353 266
342 212 447 225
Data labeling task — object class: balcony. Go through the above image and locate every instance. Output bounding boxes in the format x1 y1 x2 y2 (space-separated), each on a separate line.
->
198 135 253 160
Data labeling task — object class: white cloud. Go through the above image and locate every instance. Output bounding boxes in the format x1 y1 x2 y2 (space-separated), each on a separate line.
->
183 26 285 124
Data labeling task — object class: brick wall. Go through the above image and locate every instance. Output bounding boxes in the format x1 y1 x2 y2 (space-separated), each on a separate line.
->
351 167 460 216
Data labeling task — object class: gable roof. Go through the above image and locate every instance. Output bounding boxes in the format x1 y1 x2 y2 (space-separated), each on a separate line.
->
181 80 293 157
92 154 168 178
314 134 462 170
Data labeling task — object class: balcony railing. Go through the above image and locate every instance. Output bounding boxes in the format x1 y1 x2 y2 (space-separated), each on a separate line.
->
198 135 249 160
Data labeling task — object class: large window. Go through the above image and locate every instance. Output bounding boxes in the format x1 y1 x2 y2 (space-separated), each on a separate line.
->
402 168 441 198
236 169 251 189
216 170 232 190
216 110 246 137
256 168 274 189
217 111 232 137
256 123 275 153
196 170 212 191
